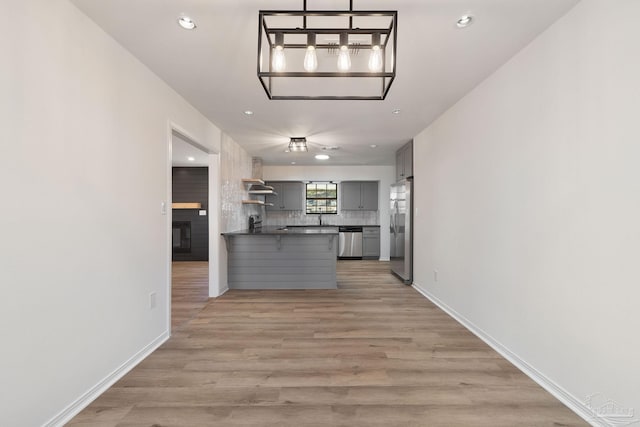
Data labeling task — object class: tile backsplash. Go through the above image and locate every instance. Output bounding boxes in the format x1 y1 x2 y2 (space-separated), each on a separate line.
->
263 210 379 226
220 135 260 232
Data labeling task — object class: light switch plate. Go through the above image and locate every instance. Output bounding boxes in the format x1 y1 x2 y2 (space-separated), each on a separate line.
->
199 210 207 216
149 292 157 309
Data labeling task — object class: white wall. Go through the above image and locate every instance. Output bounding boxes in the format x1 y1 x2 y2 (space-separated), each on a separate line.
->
263 165 395 260
0 1 221 425
412 0 640 421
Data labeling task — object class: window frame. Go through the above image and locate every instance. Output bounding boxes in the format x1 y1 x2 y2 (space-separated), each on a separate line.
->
305 182 338 215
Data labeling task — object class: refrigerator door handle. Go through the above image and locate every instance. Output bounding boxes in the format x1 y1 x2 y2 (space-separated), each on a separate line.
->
392 200 398 234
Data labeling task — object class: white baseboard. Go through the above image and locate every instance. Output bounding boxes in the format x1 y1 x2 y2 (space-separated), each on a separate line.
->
44 331 170 427
411 282 603 427
217 286 229 297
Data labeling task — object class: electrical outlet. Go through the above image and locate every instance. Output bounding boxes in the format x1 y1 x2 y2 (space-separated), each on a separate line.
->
160 201 167 215
433 270 439 282
149 292 157 309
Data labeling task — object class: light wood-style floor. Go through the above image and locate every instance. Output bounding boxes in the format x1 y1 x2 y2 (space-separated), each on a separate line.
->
171 261 209 331
69 261 586 426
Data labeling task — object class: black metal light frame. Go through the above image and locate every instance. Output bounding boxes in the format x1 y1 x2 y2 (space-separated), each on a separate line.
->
257 1 397 101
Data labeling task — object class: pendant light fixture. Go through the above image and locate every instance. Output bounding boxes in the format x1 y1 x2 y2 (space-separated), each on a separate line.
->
368 33 383 72
272 33 286 72
257 0 397 100
304 33 318 72
337 33 351 72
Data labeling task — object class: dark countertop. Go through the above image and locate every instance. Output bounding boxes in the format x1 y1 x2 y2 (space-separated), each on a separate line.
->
222 226 339 236
284 225 381 228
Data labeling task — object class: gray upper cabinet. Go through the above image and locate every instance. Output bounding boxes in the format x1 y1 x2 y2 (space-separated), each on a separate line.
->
265 181 304 211
396 140 413 181
341 181 378 211
360 181 378 210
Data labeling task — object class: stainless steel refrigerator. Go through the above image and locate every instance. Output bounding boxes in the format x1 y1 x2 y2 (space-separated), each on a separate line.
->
390 178 413 284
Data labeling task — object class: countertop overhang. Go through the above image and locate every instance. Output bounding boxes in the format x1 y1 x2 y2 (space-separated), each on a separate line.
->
222 226 339 236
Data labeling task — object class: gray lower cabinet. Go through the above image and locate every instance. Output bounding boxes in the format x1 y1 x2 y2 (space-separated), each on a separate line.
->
341 181 378 211
265 181 304 211
225 234 337 289
362 227 380 259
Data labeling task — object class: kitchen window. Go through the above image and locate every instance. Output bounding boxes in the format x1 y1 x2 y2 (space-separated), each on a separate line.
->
306 182 337 214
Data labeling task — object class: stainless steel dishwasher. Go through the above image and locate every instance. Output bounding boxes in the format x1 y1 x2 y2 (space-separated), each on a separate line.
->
338 226 363 259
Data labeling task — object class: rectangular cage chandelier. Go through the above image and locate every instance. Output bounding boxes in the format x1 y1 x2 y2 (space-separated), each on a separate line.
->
257 0 397 100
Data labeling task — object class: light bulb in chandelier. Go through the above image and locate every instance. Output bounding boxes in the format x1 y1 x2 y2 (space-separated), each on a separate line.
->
337 33 351 72
368 33 383 72
272 33 286 72
304 33 318 72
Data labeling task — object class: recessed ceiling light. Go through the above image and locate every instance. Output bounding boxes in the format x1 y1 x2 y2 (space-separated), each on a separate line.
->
392 109 401 115
243 110 254 116
178 16 196 30
456 14 473 28
291 161 296 165
370 144 378 148
187 156 195 162
315 154 330 160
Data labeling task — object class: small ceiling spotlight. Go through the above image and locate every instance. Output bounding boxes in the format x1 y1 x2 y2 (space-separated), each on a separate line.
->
187 156 195 162
315 154 330 160
392 109 401 115
370 144 378 148
178 16 196 30
456 14 474 28
243 110 254 116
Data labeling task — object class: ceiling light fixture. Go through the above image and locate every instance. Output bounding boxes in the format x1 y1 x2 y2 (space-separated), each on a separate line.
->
370 144 378 148
392 109 401 114
456 14 474 28
315 154 330 160
337 33 352 72
257 1 397 100
288 137 308 152
187 156 195 162
304 33 318 72
368 33 383 72
178 16 196 30
243 110 254 115
272 32 286 72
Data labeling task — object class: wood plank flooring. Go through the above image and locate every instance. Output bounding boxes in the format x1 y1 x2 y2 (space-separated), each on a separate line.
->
69 261 586 426
171 261 209 331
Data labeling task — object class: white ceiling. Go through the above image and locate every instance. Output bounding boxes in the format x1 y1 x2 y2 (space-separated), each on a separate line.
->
71 0 580 166
172 132 209 167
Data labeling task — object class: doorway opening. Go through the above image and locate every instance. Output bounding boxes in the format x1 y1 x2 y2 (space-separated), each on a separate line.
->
170 131 211 331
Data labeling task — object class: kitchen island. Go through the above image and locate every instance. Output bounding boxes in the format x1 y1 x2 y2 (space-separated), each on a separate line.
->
221 226 338 290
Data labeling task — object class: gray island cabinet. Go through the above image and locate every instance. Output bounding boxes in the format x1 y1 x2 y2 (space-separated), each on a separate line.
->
221 227 338 289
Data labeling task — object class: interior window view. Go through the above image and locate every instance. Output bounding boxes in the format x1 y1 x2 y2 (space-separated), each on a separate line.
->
306 182 338 214
4 1 637 426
